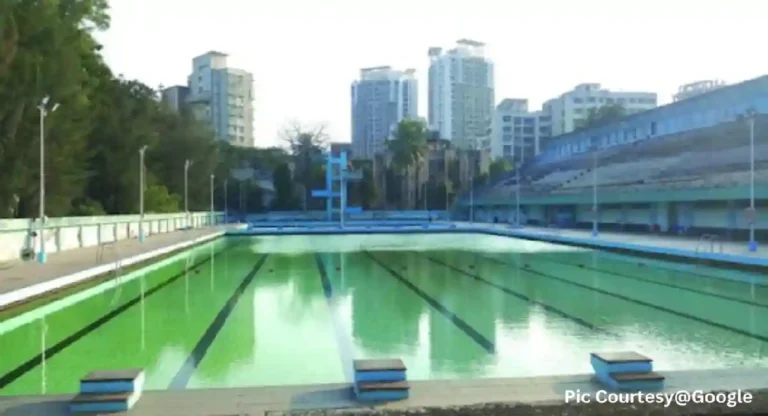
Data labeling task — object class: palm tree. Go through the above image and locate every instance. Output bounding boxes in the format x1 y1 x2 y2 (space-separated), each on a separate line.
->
387 119 427 209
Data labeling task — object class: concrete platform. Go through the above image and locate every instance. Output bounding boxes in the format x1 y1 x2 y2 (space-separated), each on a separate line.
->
0 368 766 415
0 227 226 311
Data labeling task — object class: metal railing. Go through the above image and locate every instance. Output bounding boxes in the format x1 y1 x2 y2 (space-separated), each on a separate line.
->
695 233 723 255
96 241 124 306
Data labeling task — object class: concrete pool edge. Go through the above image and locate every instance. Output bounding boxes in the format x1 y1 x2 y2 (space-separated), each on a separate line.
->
0 230 225 312
227 224 768 270
2 369 767 415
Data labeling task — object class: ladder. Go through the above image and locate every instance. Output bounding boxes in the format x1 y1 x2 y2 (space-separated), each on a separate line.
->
695 234 723 256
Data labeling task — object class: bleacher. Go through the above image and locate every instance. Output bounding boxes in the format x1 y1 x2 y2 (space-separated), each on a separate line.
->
471 115 768 202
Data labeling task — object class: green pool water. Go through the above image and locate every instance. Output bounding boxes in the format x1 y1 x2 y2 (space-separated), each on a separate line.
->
1 233 767 396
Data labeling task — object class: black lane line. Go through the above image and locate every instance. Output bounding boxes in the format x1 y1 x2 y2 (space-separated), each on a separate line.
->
168 254 269 390
426 256 616 337
315 254 355 382
0 251 222 390
540 250 768 289
572 252 768 288
525 254 768 309
480 254 768 344
363 251 495 354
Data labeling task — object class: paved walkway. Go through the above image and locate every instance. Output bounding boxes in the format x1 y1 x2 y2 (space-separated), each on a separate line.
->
0 227 225 300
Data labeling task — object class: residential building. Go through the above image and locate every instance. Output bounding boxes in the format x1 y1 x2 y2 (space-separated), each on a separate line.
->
351 66 418 159
673 80 727 102
538 75 768 164
161 86 189 112
185 51 254 147
543 83 657 136
428 39 495 150
491 98 551 164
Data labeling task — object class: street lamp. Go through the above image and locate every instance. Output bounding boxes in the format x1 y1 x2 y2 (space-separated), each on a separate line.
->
37 96 59 264
224 178 228 224
210 174 215 226
184 159 193 229
745 109 758 252
515 165 521 227
592 144 599 237
138 145 148 242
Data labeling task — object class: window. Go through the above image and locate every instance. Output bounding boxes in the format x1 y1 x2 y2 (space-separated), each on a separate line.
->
502 126 512 133
503 145 512 156
502 134 513 142
573 97 583 103
502 116 512 122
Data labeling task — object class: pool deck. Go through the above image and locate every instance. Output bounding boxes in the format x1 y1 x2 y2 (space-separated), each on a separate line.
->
1 368 766 415
0 227 227 310
463 222 768 266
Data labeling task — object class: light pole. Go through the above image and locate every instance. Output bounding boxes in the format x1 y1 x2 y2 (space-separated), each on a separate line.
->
138 145 148 242
224 179 228 224
515 166 520 227
592 145 599 237
746 109 758 252
184 159 193 229
209 174 215 227
37 96 59 264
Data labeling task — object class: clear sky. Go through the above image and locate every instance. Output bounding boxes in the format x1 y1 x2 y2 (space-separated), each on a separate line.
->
96 0 767 148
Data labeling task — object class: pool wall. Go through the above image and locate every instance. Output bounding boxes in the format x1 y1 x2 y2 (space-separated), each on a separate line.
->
227 223 768 269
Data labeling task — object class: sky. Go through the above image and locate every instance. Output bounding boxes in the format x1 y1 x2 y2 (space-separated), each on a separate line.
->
96 0 767 148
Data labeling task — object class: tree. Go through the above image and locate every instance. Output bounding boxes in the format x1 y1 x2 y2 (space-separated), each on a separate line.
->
271 163 296 210
0 0 224 219
387 119 428 209
582 103 627 129
489 158 514 182
281 121 327 211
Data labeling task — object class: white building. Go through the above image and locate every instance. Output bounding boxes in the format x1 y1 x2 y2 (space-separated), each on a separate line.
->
491 99 551 164
673 80 726 102
185 51 254 147
543 83 657 136
428 39 495 149
351 66 418 159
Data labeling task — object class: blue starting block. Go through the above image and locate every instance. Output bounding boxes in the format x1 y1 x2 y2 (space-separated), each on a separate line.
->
353 359 409 402
591 352 664 391
71 368 145 413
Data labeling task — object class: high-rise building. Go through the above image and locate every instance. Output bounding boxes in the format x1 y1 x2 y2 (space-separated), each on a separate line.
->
185 51 254 147
427 39 495 149
673 80 726 102
543 83 657 136
351 66 418 159
491 99 551 164
161 86 189 112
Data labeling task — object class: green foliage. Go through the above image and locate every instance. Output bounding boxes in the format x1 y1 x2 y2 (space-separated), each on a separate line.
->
581 103 627 130
489 158 514 181
388 119 428 209
0 1 282 218
271 163 297 210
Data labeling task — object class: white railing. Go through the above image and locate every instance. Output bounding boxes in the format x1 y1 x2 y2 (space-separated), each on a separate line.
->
0 212 224 263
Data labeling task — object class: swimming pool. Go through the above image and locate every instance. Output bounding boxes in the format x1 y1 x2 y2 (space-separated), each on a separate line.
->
1 233 767 396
